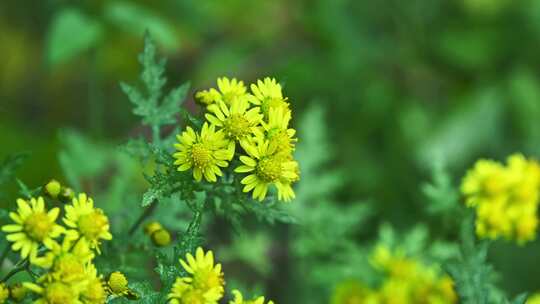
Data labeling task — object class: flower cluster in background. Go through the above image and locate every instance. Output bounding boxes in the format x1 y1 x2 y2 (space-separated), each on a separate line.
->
167 247 273 304
0 184 130 303
331 244 457 304
174 77 300 202
461 153 540 243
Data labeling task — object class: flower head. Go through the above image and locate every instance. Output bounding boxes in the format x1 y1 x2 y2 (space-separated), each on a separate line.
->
205 99 262 150
0 284 9 303
230 290 274 304
63 193 112 253
24 280 85 304
167 247 224 304
249 78 289 118
173 123 231 182
2 197 64 261
255 106 297 158
235 138 299 202
195 77 247 106
9 283 27 302
80 264 107 304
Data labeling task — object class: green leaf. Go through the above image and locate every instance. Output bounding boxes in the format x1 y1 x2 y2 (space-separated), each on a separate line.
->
47 8 103 65
0 153 28 186
421 160 460 215
121 34 190 138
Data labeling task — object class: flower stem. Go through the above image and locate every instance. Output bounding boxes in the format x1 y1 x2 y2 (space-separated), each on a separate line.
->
128 200 158 236
1 259 28 283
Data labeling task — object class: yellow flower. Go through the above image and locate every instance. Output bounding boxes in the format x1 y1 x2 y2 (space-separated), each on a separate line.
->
24 280 85 304
80 264 107 304
173 123 231 182
144 221 163 235
195 77 247 106
330 280 377 304
167 247 225 304
249 78 289 118
205 99 262 152
528 293 540 304
254 106 297 158
230 290 274 304
235 138 298 202
461 159 509 207
32 238 94 283
63 193 112 253
2 197 64 261
0 283 9 303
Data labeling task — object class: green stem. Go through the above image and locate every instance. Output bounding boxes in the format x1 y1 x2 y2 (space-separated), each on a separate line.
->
1 259 28 283
128 200 158 236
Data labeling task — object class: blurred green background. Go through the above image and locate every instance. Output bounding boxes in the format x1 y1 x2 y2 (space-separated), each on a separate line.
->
3 0 540 301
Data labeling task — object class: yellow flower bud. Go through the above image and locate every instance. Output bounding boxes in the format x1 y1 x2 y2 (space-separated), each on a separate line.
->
0 283 8 303
144 221 163 235
9 283 26 302
151 229 171 247
44 179 61 198
108 271 128 295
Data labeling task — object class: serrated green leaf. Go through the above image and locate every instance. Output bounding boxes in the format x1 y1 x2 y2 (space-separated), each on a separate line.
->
0 153 28 186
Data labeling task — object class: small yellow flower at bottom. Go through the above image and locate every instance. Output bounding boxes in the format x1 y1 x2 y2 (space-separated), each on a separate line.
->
167 247 225 304
24 280 85 304
2 197 64 261
107 272 129 295
173 123 231 182
0 283 9 303
230 290 274 304
63 193 112 253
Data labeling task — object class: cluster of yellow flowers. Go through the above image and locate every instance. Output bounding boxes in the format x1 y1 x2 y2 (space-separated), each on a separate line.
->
331 245 457 304
174 77 300 202
0 191 121 303
167 247 273 304
461 153 540 243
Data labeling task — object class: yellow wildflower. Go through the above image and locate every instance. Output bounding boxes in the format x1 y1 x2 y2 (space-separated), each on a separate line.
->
461 159 509 207
2 197 64 261
205 99 262 152
63 193 112 253
167 247 225 304
80 264 107 304
173 123 231 182
249 78 289 118
330 280 377 304
254 106 297 158
235 138 298 201
195 77 247 106
230 290 274 304
9 283 27 302
24 280 85 304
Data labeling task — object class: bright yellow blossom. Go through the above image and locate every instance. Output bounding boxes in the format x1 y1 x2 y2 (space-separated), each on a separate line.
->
205 99 262 153
9 283 27 302
249 78 289 118
63 193 112 253
80 264 107 304
254 106 297 158
173 123 231 182
24 279 85 304
2 197 64 261
196 77 247 106
167 247 225 304
230 290 275 304
235 138 298 201
0 283 9 303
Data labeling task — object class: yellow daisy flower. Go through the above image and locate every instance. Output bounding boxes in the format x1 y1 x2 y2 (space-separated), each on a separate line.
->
173 123 231 182
167 247 225 304
255 106 297 158
195 77 247 106
80 264 107 304
461 159 509 207
249 77 289 118
24 279 85 304
63 193 112 253
235 139 298 202
32 238 94 283
205 99 262 151
9 283 27 302
230 290 274 304
2 197 64 261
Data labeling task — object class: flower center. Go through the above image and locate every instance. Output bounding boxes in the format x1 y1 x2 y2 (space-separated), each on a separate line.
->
267 128 292 155
191 143 212 169
54 254 85 281
24 212 53 241
45 282 75 304
78 210 108 240
224 114 251 141
256 157 282 182
222 92 240 104
193 269 223 292
261 97 287 118
181 288 206 304
483 175 506 196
